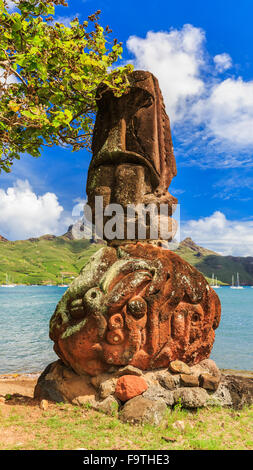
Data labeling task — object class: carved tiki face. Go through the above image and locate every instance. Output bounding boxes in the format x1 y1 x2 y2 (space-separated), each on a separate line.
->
49 244 221 376
86 70 178 244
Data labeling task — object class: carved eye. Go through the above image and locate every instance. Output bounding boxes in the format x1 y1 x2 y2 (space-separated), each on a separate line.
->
192 312 201 323
127 297 147 319
82 287 104 314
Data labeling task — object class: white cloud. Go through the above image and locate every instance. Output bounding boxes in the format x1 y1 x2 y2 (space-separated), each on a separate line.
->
127 25 206 122
0 180 71 240
213 53 232 73
181 211 253 256
127 25 253 165
194 78 253 147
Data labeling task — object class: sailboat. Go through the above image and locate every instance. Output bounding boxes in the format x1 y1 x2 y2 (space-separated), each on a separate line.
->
230 274 236 289
58 274 68 288
231 273 243 289
211 273 220 288
214 276 221 288
0 274 16 288
235 272 243 289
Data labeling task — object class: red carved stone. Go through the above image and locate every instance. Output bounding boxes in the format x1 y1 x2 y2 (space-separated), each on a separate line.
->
115 375 148 402
49 243 221 376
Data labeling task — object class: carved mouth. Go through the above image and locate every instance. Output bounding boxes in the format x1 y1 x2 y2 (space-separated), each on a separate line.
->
89 149 160 187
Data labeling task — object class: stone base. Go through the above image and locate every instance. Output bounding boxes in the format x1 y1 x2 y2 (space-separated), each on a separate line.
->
34 359 253 425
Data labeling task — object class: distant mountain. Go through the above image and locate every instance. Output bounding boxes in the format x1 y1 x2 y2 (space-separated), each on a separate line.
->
176 237 253 286
0 234 253 285
63 222 106 244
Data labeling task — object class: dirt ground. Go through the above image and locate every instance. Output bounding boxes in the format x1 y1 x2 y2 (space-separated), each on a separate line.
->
0 373 40 399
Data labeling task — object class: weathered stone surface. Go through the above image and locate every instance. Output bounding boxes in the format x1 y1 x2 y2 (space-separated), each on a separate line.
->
205 374 253 409
190 359 221 380
206 382 233 408
157 372 177 390
221 374 253 409
180 374 199 388
115 365 143 377
142 384 174 406
90 395 120 416
120 396 167 425
87 70 177 244
72 395 96 406
169 361 191 375
98 378 117 399
34 360 96 403
115 375 148 402
90 373 113 390
173 387 209 408
49 244 221 376
199 373 220 391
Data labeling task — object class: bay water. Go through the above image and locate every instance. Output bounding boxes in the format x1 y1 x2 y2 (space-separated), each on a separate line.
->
0 285 252 374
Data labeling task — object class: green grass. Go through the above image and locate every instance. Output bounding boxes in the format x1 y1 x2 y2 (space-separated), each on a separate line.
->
0 401 252 450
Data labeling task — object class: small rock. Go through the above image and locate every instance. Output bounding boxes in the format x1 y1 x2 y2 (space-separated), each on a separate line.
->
120 396 167 425
199 373 220 391
90 373 112 390
190 359 221 380
143 385 174 406
0 396 5 404
39 399 48 411
72 396 96 406
115 375 148 402
198 359 221 379
99 378 117 399
142 371 158 386
116 365 143 377
157 373 177 390
173 387 208 408
172 420 185 432
91 395 120 416
206 382 233 407
180 374 199 387
169 361 191 375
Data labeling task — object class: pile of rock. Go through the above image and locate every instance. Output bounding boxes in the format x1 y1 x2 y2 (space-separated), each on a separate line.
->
34 358 253 424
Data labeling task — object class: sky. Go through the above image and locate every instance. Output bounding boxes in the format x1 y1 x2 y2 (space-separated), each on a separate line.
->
1 0 253 256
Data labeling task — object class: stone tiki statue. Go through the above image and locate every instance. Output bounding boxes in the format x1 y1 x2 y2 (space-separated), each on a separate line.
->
49 70 221 377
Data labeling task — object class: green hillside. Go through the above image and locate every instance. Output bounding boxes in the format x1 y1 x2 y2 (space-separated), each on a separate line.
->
0 235 253 286
176 238 253 286
0 235 101 285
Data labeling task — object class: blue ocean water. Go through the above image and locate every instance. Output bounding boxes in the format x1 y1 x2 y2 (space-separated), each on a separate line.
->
0 286 252 374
